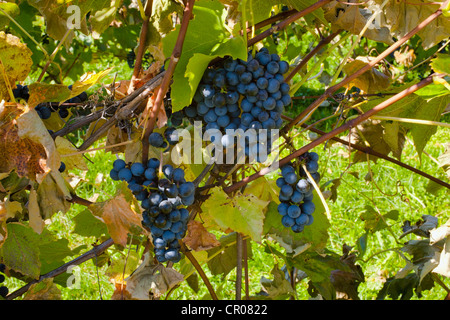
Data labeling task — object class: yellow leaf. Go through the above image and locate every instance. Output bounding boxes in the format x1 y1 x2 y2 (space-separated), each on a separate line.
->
55 136 88 171
28 189 44 234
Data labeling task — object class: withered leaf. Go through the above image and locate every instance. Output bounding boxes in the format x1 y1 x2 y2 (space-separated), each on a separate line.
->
183 220 220 251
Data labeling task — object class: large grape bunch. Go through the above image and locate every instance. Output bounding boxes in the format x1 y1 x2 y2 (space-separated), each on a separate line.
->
109 131 194 263
276 151 321 233
171 47 291 162
12 84 88 120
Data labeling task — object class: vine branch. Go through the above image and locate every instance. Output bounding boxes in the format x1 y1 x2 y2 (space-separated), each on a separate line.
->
223 74 443 194
281 2 448 134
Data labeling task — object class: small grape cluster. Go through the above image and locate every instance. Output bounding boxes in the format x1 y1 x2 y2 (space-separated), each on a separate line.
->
0 263 8 298
276 152 321 233
110 157 194 263
174 47 291 162
12 84 88 120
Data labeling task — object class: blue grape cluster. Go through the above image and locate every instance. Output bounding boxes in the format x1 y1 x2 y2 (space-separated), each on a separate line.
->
173 47 291 162
110 158 195 263
0 263 8 298
276 152 321 233
12 84 88 120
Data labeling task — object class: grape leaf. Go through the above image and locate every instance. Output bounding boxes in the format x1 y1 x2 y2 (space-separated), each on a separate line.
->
323 1 394 44
72 209 109 238
260 264 296 299
430 219 450 278
206 232 253 276
368 0 450 50
360 88 450 157
89 0 123 36
122 251 184 300
162 0 247 111
201 186 268 242
0 31 33 101
431 53 450 75
106 250 141 284
28 188 44 234
183 220 221 251
55 136 88 171
36 171 72 219
0 223 41 279
343 56 391 94
23 278 62 300
0 2 20 29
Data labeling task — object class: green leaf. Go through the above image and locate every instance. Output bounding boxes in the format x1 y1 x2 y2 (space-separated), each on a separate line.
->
201 186 268 242
260 264 296 299
162 0 247 111
0 223 41 279
206 232 253 276
0 2 20 29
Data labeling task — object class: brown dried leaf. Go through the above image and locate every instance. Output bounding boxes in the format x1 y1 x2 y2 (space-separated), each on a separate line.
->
124 251 184 300
0 103 57 182
183 220 221 251
89 193 143 247
348 120 393 163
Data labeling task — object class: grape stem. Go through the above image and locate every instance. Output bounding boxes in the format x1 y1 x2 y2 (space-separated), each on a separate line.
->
141 0 196 164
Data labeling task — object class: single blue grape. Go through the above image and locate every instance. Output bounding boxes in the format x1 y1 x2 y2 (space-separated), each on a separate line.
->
172 168 185 182
217 115 231 128
204 109 217 123
280 184 294 198
147 158 160 169
130 162 145 176
290 190 304 203
169 209 181 222
284 172 297 185
179 182 195 197
295 213 310 225
149 132 164 147
214 106 228 117
277 202 289 216
226 91 239 104
281 215 295 228
287 205 301 219
226 72 239 86
301 200 315 215
263 97 276 110
110 169 119 181
296 179 311 193
113 159 126 171
291 224 304 233
267 61 280 74
278 60 289 74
